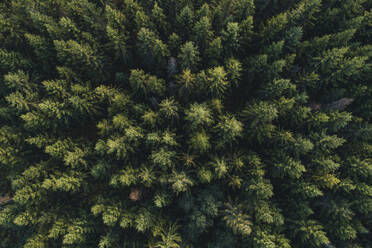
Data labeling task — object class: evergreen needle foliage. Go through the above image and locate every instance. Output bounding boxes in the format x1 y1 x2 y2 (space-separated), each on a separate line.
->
0 0 371 247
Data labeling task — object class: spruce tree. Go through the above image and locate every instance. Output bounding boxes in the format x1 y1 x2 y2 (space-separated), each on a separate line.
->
0 0 371 247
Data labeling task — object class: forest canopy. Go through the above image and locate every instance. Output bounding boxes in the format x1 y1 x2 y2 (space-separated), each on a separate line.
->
0 0 371 247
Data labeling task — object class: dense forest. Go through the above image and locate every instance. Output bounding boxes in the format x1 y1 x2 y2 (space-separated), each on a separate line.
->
0 0 371 247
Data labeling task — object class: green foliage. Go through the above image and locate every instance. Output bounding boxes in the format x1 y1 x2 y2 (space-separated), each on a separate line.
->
223 200 252 236
54 39 101 73
129 69 166 97
137 27 169 71
189 131 211 153
192 16 213 50
205 66 229 98
150 221 182 248
185 103 214 129
215 114 243 146
0 0 371 247
222 22 241 57
178 41 200 72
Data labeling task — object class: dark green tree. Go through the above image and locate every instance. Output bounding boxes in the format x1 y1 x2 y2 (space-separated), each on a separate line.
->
0 0 371 247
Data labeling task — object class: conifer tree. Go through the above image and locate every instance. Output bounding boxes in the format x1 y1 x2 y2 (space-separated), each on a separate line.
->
0 0 371 247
